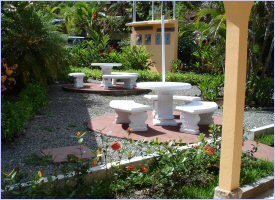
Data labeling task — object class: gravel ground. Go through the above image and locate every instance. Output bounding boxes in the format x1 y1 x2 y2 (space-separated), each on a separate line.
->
1 82 274 183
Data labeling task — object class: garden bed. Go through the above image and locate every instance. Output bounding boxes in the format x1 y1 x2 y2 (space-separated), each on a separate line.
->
2 130 273 199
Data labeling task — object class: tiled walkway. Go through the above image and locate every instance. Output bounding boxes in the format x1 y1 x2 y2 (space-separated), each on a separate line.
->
88 111 223 143
242 140 274 161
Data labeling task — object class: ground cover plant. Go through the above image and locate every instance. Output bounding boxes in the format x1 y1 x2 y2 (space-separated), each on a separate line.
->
255 134 274 147
2 126 273 199
1 82 48 142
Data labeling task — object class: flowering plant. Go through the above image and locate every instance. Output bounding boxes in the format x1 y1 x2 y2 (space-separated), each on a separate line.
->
1 58 18 92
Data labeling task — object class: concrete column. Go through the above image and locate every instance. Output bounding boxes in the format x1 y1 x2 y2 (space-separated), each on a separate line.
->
214 2 253 199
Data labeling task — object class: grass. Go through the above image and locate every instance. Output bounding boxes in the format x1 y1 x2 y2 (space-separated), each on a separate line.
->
254 134 274 146
240 159 274 185
113 158 273 199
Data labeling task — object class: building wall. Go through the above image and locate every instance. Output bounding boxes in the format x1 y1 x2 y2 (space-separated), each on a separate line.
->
127 20 178 73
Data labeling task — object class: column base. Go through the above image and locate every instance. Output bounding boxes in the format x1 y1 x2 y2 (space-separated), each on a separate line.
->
214 187 243 199
153 118 177 126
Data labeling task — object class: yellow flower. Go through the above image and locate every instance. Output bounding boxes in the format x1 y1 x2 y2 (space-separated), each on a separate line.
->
76 131 81 138
97 147 103 156
38 169 44 177
127 151 133 160
6 68 13 76
2 75 7 83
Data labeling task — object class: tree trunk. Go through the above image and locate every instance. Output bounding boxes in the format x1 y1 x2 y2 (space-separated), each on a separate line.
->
261 37 274 78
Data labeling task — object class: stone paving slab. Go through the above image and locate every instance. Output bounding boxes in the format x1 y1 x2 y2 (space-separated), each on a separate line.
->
88 111 223 143
41 145 96 163
242 140 274 161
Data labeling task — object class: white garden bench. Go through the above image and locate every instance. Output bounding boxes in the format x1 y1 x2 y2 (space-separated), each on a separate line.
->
109 100 151 131
111 72 139 86
175 101 218 134
144 94 201 117
68 73 85 88
102 74 138 89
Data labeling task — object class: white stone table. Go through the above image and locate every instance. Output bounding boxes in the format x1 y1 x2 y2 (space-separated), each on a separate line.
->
91 63 122 86
137 82 192 126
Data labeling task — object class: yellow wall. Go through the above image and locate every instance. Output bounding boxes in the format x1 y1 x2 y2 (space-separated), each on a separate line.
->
127 20 178 73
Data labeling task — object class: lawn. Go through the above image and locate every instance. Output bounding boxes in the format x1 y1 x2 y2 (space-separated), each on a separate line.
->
255 133 274 147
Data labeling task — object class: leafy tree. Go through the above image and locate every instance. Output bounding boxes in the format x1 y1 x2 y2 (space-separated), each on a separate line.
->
247 1 274 79
194 2 226 73
1 2 67 87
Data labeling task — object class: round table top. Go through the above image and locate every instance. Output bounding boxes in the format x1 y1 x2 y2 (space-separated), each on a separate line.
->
103 74 138 78
68 72 85 77
137 82 191 92
91 63 122 67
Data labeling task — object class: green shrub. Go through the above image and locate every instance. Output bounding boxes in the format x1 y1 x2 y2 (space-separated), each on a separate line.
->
65 44 92 68
1 82 48 142
198 75 224 101
246 76 274 107
118 46 153 70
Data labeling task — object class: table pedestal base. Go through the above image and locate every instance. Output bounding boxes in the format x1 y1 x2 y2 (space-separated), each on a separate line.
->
153 118 177 126
152 94 177 126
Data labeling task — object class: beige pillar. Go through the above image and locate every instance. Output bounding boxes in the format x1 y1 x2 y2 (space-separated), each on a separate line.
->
214 1 253 199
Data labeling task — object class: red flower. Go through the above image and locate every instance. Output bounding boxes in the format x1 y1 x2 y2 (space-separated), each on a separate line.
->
127 127 133 134
111 142 122 151
141 166 149 173
91 160 97 167
195 37 199 45
169 66 173 72
127 165 135 171
205 145 216 156
92 13 97 20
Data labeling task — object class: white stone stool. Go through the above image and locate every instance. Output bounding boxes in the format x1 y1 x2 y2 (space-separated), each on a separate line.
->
109 100 151 131
102 74 138 89
175 101 218 134
68 73 85 88
111 72 139 86
144 94 201 118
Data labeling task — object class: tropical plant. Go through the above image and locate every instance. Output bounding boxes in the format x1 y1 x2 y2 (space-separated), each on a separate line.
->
1 2 67 86
194 2 226 73
247 1 274 80
119 46 154 70
51 2 105 37
245 2 274 107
